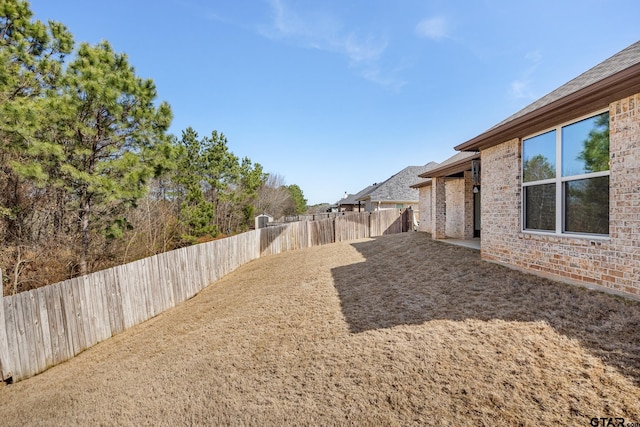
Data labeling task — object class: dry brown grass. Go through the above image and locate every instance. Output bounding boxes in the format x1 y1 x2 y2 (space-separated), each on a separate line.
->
1 232 639 426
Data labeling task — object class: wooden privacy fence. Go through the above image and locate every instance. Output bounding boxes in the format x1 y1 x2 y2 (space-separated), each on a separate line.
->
0 209 412 383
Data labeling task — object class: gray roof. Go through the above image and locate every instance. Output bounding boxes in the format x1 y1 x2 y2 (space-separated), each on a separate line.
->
357 162 439 203
337 185 377 205
493 40 640 129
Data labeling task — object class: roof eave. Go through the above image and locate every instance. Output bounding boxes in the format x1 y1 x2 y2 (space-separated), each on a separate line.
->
419 153 480 178
369 199 418 204
410 180 432 189
455 63 640 152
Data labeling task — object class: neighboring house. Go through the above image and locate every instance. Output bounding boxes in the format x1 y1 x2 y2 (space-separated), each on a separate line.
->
336 187 375 212
409 179 432 232
435 40 640 299
357 163 439 212
412 152 480 237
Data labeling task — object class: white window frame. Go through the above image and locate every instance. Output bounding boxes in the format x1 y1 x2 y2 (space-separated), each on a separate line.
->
521 109 610 239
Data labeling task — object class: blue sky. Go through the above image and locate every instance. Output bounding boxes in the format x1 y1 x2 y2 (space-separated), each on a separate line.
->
28 0 640 205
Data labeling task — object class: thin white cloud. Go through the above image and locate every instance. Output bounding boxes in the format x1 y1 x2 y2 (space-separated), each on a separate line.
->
261 0 402 89
262 0 349 53
361 67 407 91
510 80 534 99
268 0 317 38
525 49 542 63
510 49 542 100
415 16 449 40
343 33 387 64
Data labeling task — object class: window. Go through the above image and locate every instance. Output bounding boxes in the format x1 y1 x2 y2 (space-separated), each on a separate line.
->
522 111 609 236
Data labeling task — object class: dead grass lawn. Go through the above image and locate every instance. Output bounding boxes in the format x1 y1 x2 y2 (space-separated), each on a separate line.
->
1 232 639 426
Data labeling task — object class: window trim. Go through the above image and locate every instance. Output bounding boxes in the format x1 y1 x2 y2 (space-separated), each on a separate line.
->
521 109 610 238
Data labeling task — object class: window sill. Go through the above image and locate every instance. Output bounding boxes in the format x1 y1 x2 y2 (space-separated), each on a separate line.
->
519 230 610 244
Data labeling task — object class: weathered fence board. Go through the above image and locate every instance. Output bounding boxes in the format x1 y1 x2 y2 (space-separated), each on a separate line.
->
75 277 90 354
147 255 161 318
10 296 24 381
114 266 129 331
90 273 106 346
3 296 18 380
200 244 210 290
49 282 70 365
185 245 198 300
97 270 113 341
159 252 176 311
0 210 409 383
15 293 31 379
29 290 46 375
370 209 401 236
131 261 146 326
0 271 11 381
335 212 370 242
129 262 141 325
25 292 39 376
105 267 124 336
141 259 155 321
81 276 96 350
179 247 191 303
99 272 113 340
6 297 21 381
36 287 53 371
62 279 79 357
91 273 109 344
308 218 333 246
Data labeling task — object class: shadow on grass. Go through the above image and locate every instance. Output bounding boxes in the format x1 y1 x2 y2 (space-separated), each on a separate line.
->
331 232 640 385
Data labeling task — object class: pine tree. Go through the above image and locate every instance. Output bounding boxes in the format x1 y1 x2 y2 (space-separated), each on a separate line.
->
0 0 73 241
15 40 173 275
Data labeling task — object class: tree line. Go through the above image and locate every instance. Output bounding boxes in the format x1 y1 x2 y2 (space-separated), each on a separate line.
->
0 0 307 294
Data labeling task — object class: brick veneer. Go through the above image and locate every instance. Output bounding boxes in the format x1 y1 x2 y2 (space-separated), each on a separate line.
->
417 186 432 233
445 178 465 238
481 93 640 298
432 177 446 239
463 171 475 239
428 174 475 239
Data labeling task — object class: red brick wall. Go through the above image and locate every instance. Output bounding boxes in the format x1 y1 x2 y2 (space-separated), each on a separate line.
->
481 93 640 298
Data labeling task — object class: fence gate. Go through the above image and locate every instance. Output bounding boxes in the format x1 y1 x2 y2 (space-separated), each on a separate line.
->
402 208 414 232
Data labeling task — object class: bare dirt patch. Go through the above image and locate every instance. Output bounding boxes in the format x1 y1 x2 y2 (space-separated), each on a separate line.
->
1 232 639 425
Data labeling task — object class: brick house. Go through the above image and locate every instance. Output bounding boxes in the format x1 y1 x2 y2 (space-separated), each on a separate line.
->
412 151 480 237
356 163 438 212
409 179 433 233
335 187 374 212
441 40 640 299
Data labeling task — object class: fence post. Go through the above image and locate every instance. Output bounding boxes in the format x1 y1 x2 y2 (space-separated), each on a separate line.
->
0 268 11 381
332 216 337 243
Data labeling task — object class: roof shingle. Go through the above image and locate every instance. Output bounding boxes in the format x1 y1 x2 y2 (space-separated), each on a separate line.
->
357 162 439 203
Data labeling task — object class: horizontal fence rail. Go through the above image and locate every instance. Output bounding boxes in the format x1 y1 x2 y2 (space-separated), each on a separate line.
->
0 209 413 383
